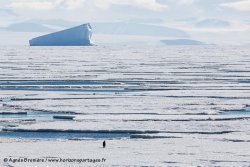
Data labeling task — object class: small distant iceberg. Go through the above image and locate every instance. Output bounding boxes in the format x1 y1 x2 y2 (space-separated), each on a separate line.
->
161 39 204 45
29 23 93 46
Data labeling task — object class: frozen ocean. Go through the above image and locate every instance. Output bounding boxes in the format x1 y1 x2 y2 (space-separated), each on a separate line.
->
0 45 250 166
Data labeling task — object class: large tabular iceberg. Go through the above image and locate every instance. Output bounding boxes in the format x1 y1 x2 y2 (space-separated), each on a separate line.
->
29 23 93 46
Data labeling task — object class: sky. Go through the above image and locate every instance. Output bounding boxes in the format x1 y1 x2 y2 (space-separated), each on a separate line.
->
0 0 250 44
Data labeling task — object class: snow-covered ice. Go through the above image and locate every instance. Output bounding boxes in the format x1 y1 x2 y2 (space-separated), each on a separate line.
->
0 45 250 166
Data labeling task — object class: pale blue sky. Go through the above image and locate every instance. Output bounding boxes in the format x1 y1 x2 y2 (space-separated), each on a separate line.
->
0 0 250 44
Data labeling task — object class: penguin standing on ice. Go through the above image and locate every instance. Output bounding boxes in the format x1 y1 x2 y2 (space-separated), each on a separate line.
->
103 140 106 148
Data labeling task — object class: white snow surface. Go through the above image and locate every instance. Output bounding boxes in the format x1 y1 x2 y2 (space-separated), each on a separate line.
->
0 45 250 166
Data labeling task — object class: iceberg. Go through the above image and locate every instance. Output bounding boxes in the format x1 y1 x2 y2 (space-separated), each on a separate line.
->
29 23 93 46
161 39 204 45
